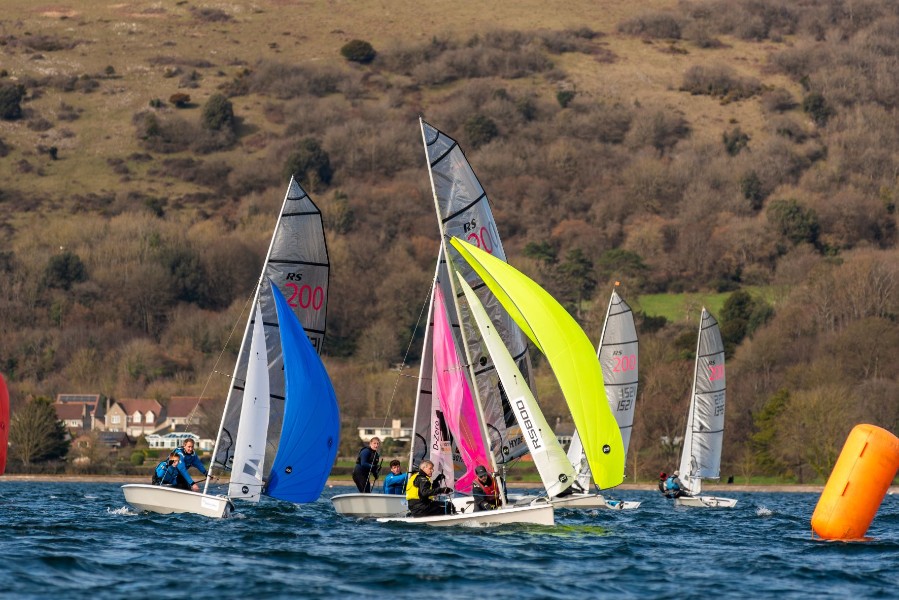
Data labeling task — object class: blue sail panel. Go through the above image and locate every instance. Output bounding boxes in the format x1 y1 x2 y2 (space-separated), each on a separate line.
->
266 282 340 503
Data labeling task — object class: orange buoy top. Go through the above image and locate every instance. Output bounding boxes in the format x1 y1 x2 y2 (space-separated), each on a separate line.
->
811 424 899 540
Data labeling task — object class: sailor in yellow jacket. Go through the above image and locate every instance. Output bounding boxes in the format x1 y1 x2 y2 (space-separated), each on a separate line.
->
405 460 454 517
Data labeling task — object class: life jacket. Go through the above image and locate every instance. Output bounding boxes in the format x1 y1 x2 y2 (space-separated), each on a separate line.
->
405 471 426 501
476 477 497 498
665 476 679 490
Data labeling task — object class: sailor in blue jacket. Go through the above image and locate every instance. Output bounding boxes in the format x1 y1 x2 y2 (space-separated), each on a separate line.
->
174 438 211 492
664 470 690 498
152 452 181 486
383 460 408 494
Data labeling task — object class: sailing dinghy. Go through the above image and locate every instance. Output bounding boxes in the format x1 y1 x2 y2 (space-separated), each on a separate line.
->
562 289 641 510
334 119 538 519
123 177 339 518
672 308 736 508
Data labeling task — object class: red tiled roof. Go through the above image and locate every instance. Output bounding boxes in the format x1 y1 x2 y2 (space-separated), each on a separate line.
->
117 398 163 415
55 403 86 420
166 396 207 418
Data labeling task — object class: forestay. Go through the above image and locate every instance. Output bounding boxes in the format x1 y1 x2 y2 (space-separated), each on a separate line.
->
210 176 330 499
678 308 726 494
450 237 624 490
421 119 533 465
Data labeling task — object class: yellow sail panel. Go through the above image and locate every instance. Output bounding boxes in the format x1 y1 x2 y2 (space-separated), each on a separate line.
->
450 237 624 489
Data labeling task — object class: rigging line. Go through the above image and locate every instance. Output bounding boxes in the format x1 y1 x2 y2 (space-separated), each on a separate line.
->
187 288 256 462
378 275 435 432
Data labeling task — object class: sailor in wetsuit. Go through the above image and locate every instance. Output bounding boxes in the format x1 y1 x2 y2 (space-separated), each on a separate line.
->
406 460 454 517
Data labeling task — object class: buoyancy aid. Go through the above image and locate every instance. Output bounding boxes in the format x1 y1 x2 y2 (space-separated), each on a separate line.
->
476 477 497 498
405 472 423 501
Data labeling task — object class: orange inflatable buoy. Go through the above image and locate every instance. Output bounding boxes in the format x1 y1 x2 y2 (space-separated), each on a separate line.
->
811 424 899 540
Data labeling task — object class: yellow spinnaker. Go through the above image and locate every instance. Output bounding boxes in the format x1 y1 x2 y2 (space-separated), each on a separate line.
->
450 237 624 489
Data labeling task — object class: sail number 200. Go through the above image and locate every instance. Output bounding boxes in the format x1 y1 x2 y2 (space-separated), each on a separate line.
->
612 355 637 372
285 283 325 310
466 226 494 254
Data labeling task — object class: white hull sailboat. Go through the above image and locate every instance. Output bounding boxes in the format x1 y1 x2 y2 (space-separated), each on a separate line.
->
122 177 339 518
333 121 542 522
121 484 234 518
672 308 736 508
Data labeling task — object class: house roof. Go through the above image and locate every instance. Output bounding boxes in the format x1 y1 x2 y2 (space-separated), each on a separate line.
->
56 393 101 405
357 418 412 428
97 431 132 445
117 398 163 415
55 403 87 420
166 396 209 418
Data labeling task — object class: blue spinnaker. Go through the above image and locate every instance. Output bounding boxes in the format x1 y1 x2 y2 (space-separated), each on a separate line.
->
266 281 340 503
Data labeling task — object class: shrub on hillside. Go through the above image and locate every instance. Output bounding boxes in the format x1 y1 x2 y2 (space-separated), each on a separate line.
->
680 64 761 100
201 93 234 131
617 12 683 39
42 251 87 290
0 83 25 120
283 138 333 188
802 91 832 126
340 39 376 64
464 114 498 148
723 127 750 156
767 198 820 247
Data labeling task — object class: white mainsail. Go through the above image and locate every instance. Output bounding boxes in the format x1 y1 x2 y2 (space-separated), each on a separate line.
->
228 304 271 501
677 308 727 495
568 289 639 489
421 118 533 466
457 274 576 497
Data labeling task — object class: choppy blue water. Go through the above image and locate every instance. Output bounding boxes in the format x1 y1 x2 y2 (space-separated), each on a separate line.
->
1 482 897 599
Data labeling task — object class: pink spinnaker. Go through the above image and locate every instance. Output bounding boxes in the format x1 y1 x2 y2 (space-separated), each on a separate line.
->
432 284 490 493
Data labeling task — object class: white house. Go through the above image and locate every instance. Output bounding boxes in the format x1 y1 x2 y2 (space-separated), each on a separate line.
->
356 418 412 442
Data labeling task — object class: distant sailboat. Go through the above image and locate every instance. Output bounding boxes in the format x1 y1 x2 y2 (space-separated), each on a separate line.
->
122 177 339 518
564 288 641 509
0 373 8 476
672 308 736 508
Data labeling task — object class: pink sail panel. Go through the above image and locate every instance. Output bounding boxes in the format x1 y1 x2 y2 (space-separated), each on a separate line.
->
432 284 490 493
